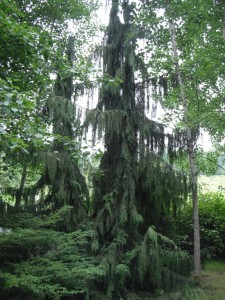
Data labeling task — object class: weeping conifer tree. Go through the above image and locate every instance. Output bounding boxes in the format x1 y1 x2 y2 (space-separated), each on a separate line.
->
31 37 89 230
85 0 190 297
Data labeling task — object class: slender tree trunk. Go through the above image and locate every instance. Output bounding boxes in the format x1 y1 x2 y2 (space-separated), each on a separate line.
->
169 21 201 278
15 163 27 210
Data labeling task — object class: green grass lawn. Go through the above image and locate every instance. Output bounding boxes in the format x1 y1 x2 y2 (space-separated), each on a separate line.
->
198 175 225 193
200 260 225 300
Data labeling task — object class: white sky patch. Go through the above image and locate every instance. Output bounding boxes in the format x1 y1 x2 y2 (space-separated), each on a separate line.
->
198 130 213 151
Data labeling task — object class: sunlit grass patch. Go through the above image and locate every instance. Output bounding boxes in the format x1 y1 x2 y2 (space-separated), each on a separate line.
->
198 175 225 193
201 260 225 300
204 260 225 272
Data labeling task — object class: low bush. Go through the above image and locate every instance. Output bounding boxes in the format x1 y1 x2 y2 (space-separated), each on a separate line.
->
0 209 103 299
175 192 225 260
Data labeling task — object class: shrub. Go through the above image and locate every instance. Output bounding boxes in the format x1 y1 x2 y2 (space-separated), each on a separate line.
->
175 192 225 259
0 210 103 299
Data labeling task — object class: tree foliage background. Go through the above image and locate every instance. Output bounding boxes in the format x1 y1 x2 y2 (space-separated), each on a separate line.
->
0 0 225 299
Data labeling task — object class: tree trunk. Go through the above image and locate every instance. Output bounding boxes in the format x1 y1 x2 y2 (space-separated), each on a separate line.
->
15 163 27 210
169 20 201 278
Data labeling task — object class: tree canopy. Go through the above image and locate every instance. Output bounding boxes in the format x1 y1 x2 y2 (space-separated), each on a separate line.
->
0 0 225 299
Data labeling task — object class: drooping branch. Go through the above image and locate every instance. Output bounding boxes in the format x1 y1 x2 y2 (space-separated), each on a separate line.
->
85 0 190 297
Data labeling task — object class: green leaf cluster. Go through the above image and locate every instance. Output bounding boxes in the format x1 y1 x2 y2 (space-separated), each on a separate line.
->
0 209 103 299
175 192 225 259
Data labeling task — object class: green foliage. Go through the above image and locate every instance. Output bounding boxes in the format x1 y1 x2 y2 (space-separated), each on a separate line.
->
89 227 191 299
0 211 103 299
175 192 225 259
175 149 221 176
83 0 192 297
137 0 225 141
0 13 95 218
0 0 97 152
0 3 51 150
135 227 191 291
197 150 223 176
0 205 73 230
126 288 205 300
3 0 218 298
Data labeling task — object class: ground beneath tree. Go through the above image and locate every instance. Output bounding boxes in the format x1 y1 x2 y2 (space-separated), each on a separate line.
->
201 260 225 299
